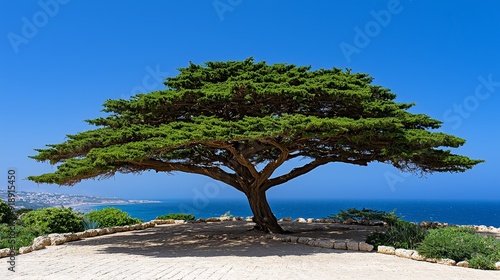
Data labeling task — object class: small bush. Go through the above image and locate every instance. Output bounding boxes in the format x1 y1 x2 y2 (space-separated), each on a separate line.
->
0 199 16 224
85 207 142 228
417 226 500 268
469 253 497 270
0 224 42 251
329 208 400 225
366 220 428 249
82 216 100 230
156 213 195 221
19 207 84 234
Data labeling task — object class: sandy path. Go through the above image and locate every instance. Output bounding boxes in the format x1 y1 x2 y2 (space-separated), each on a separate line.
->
2 222 498 280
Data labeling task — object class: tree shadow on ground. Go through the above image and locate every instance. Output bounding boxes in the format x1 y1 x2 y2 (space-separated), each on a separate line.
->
65 221 381 258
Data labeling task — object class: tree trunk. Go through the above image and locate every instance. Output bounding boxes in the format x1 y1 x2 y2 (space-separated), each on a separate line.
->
245 188 285 234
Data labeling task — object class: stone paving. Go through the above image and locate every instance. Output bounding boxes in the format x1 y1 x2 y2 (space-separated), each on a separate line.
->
1 222 499 279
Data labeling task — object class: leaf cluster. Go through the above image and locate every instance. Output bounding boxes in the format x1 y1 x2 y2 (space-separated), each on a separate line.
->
84 207 142 228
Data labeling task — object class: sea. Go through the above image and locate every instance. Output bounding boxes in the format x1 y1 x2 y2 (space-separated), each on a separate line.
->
72 199 500 228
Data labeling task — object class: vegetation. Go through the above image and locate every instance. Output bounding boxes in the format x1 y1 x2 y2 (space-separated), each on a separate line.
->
0 224 41 252
84 207 142 228
417 227 500 269
0 199 16 224
28 58 483 233
366 220 428 250
19 207 84 234
156 213 195 221
330 208 400 225
81 216 100 230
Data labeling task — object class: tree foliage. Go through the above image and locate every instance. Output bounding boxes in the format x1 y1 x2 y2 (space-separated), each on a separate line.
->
28 58 483 233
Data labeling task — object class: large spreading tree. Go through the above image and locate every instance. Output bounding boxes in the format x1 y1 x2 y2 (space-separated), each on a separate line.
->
29 58 483 233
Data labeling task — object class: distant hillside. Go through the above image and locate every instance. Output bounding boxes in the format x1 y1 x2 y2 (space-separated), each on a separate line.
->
0 190 160 209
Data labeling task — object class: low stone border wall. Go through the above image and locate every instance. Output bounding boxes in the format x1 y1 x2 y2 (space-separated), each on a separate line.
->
377 245 500 270
263 233 374 252
0 219 185 258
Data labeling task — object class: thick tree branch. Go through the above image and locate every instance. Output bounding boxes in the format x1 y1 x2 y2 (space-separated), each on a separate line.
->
136 159 243 192
256 140 289 187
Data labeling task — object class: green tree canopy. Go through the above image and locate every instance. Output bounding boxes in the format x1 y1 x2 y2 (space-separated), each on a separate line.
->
29 58 483 233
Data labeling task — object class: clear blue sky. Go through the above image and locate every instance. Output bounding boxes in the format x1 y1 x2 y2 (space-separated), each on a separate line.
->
1 0 499 201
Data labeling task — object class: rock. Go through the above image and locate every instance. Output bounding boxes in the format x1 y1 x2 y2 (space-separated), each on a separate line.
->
456 261 469 268
343 218 355 225
306 218 315 223
346 241 359 251
273 236 287 242
295 218 307 223
297 237 312 244
219 216 232 221
377 246 396 255
410 251 426 261
437 258 456 266
333 241 346 250
420 221 431 228
282 217 292 222
279 235 292 242
0 248 11 258
64 233 79 241
235 217 244 221
289 236 299 243
84 229 98 237
358 242 374 252
245 216 253 222
33 236 50 247
395 249 415 259
307 239 320 246
426 258 438 263
495 262 500 270
75 231 89 239
316 240 334 249
174 219 186 224
19 246 33 254
265 234 274 239
49 234 67 246
476 225 488 232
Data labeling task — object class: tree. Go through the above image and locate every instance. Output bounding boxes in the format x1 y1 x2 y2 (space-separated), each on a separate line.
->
28 58 483 233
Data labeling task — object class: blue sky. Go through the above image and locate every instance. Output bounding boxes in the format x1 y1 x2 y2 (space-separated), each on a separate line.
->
1 0 499 201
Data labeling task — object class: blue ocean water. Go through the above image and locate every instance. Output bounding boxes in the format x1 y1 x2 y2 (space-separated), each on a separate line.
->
73 199 500 227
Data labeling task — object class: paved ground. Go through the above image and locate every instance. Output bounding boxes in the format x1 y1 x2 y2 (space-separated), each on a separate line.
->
2 222 499 280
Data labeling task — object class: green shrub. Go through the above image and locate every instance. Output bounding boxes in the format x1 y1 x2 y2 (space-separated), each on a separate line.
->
329 208 400 225
82 216 100 230
0 224 42 252
417 226 500 267
85 207 142 227
366 220 428 249
0 199 16 224
156 213 195 221
19 207 84 234
469 253 498 270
